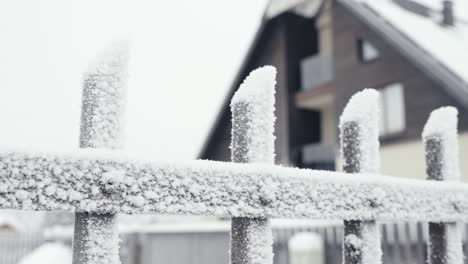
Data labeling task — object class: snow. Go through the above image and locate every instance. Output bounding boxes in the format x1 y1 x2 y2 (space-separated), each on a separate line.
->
289 232 323 251
339 89 380 173
0 147 468 221
230 65 276 164
73 213 120 264
340 89 382 263
442 222 464 264
423 107 463 263
18 242 72 264
423 106 460 181
356 0 468 86
80 42 129 149
231 218 273 264
230 65 276 264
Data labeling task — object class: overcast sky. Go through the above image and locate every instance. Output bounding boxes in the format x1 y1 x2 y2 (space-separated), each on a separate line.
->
0 0 268 160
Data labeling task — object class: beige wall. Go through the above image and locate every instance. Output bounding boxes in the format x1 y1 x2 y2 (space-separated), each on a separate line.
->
321 103 336 145
337 132 468 181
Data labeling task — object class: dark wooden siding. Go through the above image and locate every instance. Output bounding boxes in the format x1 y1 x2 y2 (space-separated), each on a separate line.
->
333 3 468 144
284 14 321 164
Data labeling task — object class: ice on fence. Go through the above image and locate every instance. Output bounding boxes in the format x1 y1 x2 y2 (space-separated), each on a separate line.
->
0 148 468 221
230 65 276 164
80 42 129 149
423 106 460 181
339 89 380 173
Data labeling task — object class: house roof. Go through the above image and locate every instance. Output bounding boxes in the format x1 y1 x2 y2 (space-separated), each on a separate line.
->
265 0 323 18
198 0 468 158
339 0 468 107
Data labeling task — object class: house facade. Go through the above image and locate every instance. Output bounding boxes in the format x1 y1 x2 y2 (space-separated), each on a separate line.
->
199 0 468 181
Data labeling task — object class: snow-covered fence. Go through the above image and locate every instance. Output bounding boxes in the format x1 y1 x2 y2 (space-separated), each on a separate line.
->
0 48 467 264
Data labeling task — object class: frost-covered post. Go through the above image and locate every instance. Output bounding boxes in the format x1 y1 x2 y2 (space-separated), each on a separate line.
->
339 89 382 264
423 107 463 264
73 44 129 264
230 66 276 264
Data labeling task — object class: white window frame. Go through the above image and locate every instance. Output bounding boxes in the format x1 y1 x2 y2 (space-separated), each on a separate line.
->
359 39 380 62
379 83 406 136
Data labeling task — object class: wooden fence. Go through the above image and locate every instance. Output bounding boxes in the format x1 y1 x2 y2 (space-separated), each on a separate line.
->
0 46 466 264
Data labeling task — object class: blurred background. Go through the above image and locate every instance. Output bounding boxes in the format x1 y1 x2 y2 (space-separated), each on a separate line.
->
0 0 467 263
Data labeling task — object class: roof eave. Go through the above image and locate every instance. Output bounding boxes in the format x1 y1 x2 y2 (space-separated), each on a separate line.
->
339 0 468 109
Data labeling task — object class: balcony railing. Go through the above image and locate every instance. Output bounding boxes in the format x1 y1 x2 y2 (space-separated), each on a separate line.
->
300 52 333 91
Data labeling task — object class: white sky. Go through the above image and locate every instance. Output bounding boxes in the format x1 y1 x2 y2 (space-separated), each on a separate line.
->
0 0 268 160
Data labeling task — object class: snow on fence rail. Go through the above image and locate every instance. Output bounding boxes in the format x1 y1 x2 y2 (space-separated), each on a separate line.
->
0 46 465 264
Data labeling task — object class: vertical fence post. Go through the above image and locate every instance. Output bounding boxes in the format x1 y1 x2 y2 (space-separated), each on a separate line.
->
230 66 276 264
339 89 382 264
73 44 129 264
423 107 463 264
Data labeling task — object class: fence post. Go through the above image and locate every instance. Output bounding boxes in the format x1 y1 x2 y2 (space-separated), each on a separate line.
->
73 44 129 264
423 107 463 264
339 89 382 264
230 66 276 264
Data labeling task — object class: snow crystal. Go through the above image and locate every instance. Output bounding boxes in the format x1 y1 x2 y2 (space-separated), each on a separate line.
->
230 65 276 164
423 107 463 264
79 42 129 150
0 147 467 221
128 195 146 207
339 89 380 173
423 106 460 181
73 213 119 264
231 218 273 264
230 66 276 264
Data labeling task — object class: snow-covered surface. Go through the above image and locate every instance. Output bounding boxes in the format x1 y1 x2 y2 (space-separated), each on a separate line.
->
80 42 129 149
356 0 468 86
0 148 468 220
17 242 72 264
230 66 275 264
340 89 382 263
73 213 119 264
423 107 463 264
231 218 273 264
265 0 323 18
423 107 460 181
344 223 381 264
340 89 380 173
289 232 323 251
230 65 276 164
433 222 464 264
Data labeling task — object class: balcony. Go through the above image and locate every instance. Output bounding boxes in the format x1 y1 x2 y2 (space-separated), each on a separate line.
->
300 52 333 91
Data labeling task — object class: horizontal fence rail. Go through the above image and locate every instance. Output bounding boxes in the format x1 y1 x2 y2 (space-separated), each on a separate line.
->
0 150 468 221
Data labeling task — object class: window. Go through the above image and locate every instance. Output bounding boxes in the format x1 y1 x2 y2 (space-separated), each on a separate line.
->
358 39 380 62
379 83 405 136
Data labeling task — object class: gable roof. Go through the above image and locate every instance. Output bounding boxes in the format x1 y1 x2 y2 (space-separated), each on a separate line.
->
339 0 468 107
198 0 468 158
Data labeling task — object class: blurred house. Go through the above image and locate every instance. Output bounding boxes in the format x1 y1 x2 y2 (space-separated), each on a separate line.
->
199 0 468 180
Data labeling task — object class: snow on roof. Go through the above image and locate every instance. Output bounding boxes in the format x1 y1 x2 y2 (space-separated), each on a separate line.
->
355 0 468 88
265 0 323 18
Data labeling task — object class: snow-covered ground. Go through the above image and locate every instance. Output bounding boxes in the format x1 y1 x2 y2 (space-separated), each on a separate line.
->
17 243 72 264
